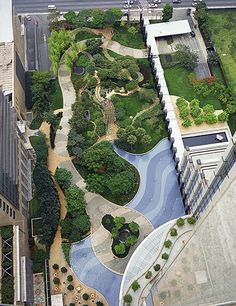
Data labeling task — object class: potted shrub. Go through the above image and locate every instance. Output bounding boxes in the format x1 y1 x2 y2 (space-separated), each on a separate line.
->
162 253 169 260
96 302 104 306
131 280 140 292
67 275 73 282
123 294 132 303
176 218 185 227
164 240 172 248
154 264 160 272
53 277 60 285
145 271 152 279
52 264 59 270
67 284 74 291
187 217 196 224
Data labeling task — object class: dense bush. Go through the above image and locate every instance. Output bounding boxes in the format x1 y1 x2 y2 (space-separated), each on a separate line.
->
123 294 133 303
32 249 48 273
53 263 59 270
131 280 140 292
67 275 73 282
83 293 90 300
67 284 74 291
61 266 68 273
0 276 14 304
53 277 60 285
96 302 104 306
62 242 72 265
125 80 139 91
182 118 192 127
204 113 217 124
170 228 178 236
102 214 115 232
194 115 205 125
55 167 73 191
65 185 86 216
187 217 196 224
218 111 229 122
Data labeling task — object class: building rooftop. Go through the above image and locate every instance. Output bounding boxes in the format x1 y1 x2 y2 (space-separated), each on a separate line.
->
0 0 13 43
0 43 13 91
146 20 191 38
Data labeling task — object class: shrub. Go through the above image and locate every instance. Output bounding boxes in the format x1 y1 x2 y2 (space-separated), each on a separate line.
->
176 218 185 227
179 107 190 119
194 115 204 125
162 253 169 260
170 228 178 236
176 97 188 109
67 284 74 291
187 217 196 224
62 242 71 266
154 264 161 271
69 304 75 306
102 214 114 232
164 240 172 248
125 235 138 247
145 271 152 279
55 167 72 190
204 113 217 124
125 80 139 91
83 293 90 300
123 294 132 303
203 104 214 114
128 221 139 234
96 302 104 306
218 111 229 122
131 280 140 292
53 263 59 270
61 267 67 273
182 118 192 128
67 275 73 282
53 277 60 285
114 243 126 255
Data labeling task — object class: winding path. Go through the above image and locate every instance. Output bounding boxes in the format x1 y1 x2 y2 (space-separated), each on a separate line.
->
54 46 184 306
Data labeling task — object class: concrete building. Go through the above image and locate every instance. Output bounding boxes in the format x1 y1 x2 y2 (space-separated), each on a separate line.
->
0 0 34 304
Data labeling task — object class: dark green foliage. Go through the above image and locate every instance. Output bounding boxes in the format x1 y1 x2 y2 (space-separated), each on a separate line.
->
139 88 156 103
65 185 86 216
162 253 169 260
96 302 104 306
62 242 72 265
86 38 103 55
0 226 13 239
75 30 100 42
123 294 132 303
67 284 74 291
0 276 14 304
176 218 185 227
131 280 140 292
67 275 73 282
128 221 139 234
55 167 73 191
162 4 173 22
32 249 48 273
102 214 114 232
83 293 90 300
154 264 161 271
170 228 178 236
145 271 152 279
125 80 139 91
114 243 126 255
53 263 59 270
53 277 60 285
125 235 138 247
218 111 229 122
175 44 199 70
61 266 68 273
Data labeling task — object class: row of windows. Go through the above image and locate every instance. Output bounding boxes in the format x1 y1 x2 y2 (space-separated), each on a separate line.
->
0 198 16 219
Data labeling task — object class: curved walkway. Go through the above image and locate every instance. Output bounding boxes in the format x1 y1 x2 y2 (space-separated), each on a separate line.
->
106 40 148 58
55 55 184 306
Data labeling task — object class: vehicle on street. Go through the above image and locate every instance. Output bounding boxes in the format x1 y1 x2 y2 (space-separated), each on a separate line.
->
149 3 158 8
48 5 57 10
125 0 134 4
124 4 132 8
192 0 202 6
25 14 31 21
187 8 191 15
173 0 181 3
154 0 161 3
190 30 196 37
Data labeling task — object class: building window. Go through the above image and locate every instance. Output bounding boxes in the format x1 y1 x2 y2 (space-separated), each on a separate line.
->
10 208 12 217
0 198 2 208
3 201 5 211
13 211 16 219
6 205 9 214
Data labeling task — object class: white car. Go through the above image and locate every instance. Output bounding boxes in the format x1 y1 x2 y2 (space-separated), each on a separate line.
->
125 0 134 3
154 0 161 3
149 3 158 8
25 14 31 21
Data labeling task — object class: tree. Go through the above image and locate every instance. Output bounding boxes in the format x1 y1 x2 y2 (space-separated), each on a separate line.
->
204 113 217 124
194 115 205 125
139 88 156 103
125 235 138 247
91 9 106 28
107 171 136 195
52 263 59 270
86 174 106 193
162 4 173 22
170 228 178 236
176 217 185 227
128 26 138 34
175 44 199 70
87 76 98 90
67 129 85 157
86 38 102 54
123 294 132 303
53 277 60 285
67 275 73 282
72 214 91 234
125 80 138 91
65 185 86 216
104 8 123 26
61 266 67 273
114 216 125 230
162 253 169 260
117 128 127 141
55 168 72 190
64 10 77 24
187 217 196 224
218 111 229 122
128 221 139 233
154 264 160 271
67 284 74 291
141 134 152 147
114 243 126 255
145 271 152 279
131 280 140 292
182 118 192 128
164 240 172 248
127 135 137 148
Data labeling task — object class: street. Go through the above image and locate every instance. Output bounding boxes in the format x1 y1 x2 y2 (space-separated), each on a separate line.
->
12 0 236 13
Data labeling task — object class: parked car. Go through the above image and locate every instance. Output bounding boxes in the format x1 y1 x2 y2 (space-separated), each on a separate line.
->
25 14 31 21
149 3 158 8
125 0 134 4
187 8 191 15
190 30 196 37
173 0 181 3
154 0 161 3
124 4 132 8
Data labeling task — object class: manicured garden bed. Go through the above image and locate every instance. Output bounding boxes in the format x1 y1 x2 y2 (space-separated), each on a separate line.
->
75 30 101 42
112 22 145 49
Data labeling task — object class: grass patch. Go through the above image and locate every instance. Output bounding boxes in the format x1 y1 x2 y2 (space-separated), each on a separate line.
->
50 79 63 110
75 30 100 42
107 49 125 60
112 22 145 49
29 197 40 218
164 65 222 109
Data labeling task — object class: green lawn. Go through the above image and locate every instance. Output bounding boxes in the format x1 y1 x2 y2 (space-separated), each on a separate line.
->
164 65 222 109
208 10 236 95
112 23 145 49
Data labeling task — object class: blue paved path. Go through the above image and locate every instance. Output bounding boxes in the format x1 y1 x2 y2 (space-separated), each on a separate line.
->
71 138 184 306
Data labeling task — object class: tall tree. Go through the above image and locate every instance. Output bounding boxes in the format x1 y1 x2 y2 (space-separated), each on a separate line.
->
162 4 173 22
175 44 199 70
